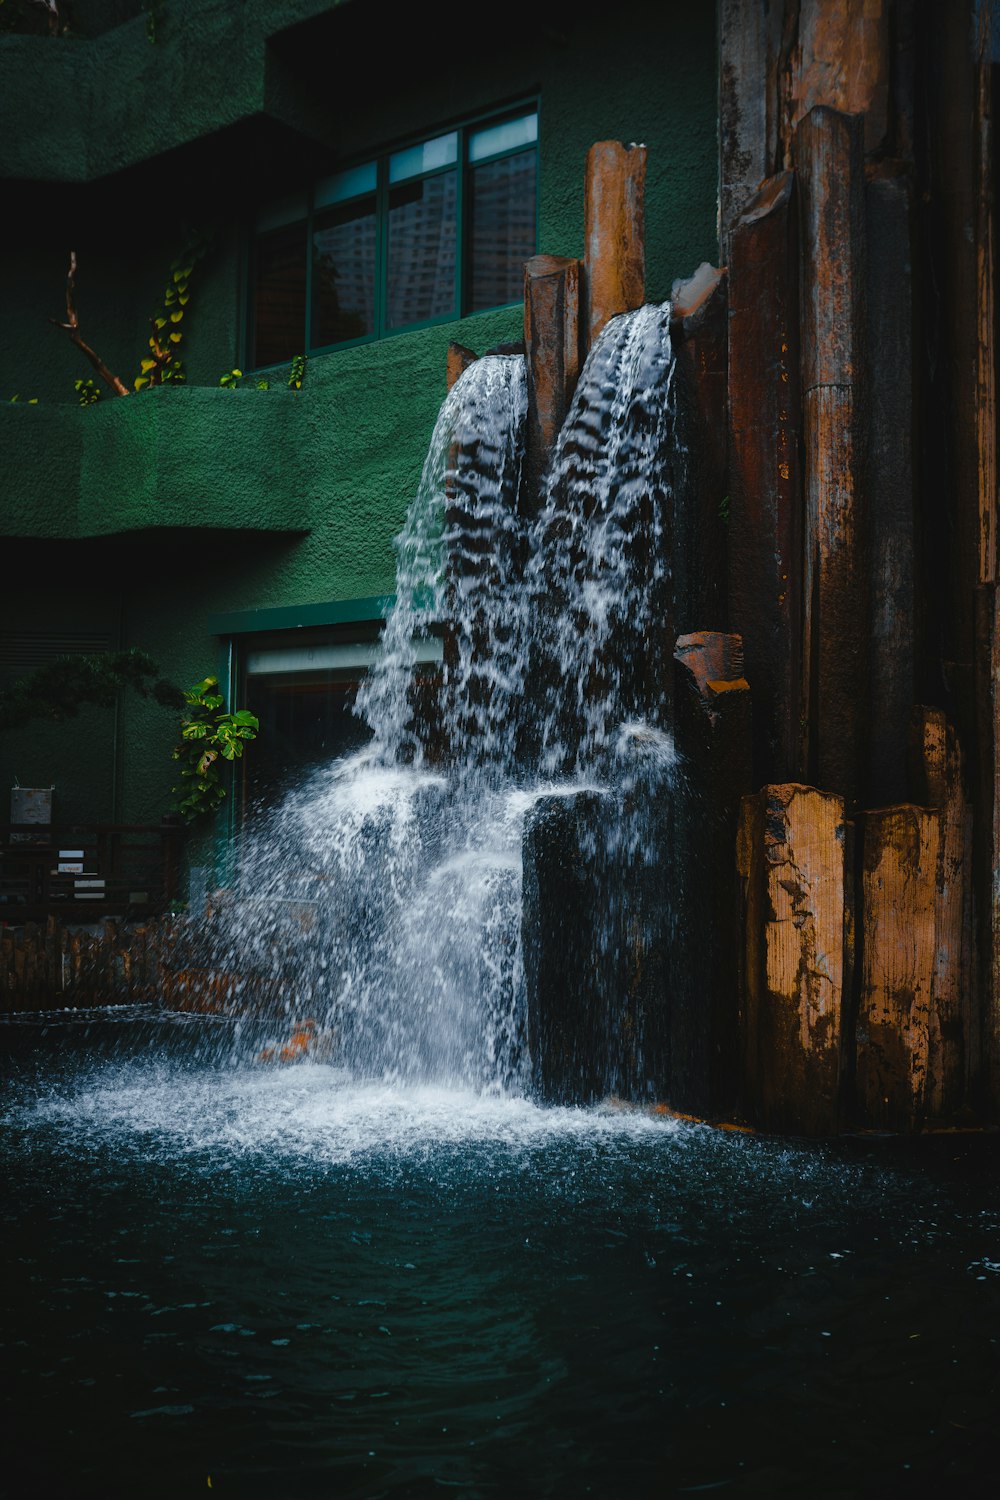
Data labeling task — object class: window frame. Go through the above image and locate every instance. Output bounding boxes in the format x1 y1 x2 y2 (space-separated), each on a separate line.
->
245 96 540 372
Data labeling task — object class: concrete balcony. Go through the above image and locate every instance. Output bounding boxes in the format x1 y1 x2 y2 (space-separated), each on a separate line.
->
0 385 313 539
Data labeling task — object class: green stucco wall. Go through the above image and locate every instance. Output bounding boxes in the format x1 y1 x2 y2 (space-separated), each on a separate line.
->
0 0 718 866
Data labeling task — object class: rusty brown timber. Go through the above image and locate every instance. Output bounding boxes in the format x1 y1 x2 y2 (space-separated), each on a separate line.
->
866 173 916 806
446 342 478 391
728 171 803 785
856 805 939 1132
737 784 849 1136
717 0 788 256
582 141 646 349
796 106 869 804
786 0 890 157
672 633 751 1116
909 707 976 1120
523 254 581 509
670 265 729 633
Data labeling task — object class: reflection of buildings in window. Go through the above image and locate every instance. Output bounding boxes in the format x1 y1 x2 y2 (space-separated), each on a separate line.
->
387 173 457 328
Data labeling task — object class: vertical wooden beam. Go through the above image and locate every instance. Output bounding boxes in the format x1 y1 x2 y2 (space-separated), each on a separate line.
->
523 254 581 507
583 141 646 350
718 0 789 257
910 706 975 1119
672 632 751 1117
866 173 916 805
856 805 939 1131
787 0 891 157
796 106 868 804
446 342 477 391
737 783 849 1135
728 171 803 784
670 264 729 633
975 0 996 586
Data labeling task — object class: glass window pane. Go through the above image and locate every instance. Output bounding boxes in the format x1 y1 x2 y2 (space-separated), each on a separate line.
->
315 161 377 209
386 170 457 329
389 131 458 184
252 223 307 368
468 112 538 164
468 149 537 312
312 195 377 346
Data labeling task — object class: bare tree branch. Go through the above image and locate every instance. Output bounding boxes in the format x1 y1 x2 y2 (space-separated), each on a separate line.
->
50 251 130 397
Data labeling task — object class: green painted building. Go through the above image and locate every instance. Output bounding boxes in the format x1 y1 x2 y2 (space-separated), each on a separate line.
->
0 0 717 880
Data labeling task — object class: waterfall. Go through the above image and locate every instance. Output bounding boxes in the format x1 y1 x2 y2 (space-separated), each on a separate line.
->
196 304 682 1098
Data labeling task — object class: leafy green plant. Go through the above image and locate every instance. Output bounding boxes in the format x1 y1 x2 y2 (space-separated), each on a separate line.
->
218 368 242 390
74 377 101 407
255 378 270 391
135 229 213 392
171 676 259 823
9 394 39 404
288 354 308 391
718 493 730 525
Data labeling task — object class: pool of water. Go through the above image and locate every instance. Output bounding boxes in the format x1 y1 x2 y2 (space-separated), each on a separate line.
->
2 1012 998 1497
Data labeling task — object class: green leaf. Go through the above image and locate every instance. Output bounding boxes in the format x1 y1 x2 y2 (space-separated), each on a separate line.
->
169 332 182 344
140 358 156 373
170 310 184 323
134 376 149 391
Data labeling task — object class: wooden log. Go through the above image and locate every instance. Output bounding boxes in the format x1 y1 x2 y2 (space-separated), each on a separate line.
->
975 0 996 585
910 707 975 1120
737 784 849 1135
786 0 890 158
446 342 477 392
583 141 646 350
856 805 939 1131
866 173 916 806
796 106 868 804
670 265 729 633
672 632 752 1116
718 0 789 256
522 788 666 1104
523 254 581 507
728 171 803 784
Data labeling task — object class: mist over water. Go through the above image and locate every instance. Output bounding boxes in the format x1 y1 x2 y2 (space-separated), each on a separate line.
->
195 305 682 1095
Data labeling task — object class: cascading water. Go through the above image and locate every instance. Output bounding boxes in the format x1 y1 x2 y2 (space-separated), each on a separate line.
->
200 303 682 1099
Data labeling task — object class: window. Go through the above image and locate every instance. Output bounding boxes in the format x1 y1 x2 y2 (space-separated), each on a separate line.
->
249 105 538 367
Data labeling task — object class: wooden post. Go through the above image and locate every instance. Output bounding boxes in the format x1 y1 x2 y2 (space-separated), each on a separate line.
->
866 173 916 806
796 106 868 804
672 632 751 1116
737 784 850 1135
523 254 581 508
718 0 789 257
910 706 975 1119
728 171 803 784
583 141 646 350
787 0 891 157
670 265 729 634
446 342 477 391
856 805 939 1131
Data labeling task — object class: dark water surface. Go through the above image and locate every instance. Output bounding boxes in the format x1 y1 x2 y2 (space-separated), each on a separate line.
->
2 1013 998 1499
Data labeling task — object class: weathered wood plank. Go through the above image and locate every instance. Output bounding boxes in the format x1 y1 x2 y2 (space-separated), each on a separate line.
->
670 264 729 633
583 141 646 349
446 342 477 392
975 0 996 584
728 170 802 784
856 805 939 1131
910 707 975 1120
787 0 890 157
523 254 581 507
672 632 751 1117
737 783 849 1135
866 173 916 806
796 106 868 804
718 0 789 256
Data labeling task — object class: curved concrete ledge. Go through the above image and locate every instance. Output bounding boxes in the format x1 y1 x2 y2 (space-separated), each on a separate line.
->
0 386 313 537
